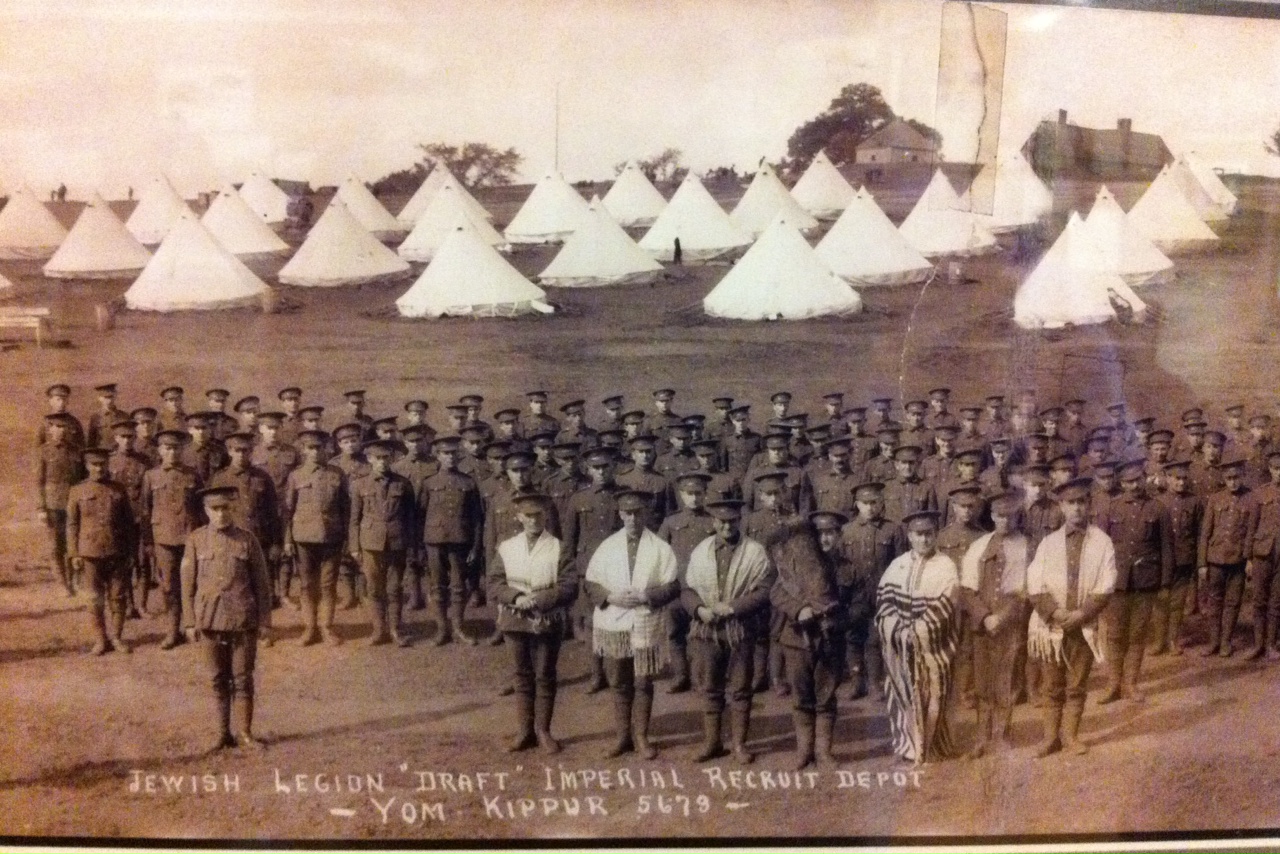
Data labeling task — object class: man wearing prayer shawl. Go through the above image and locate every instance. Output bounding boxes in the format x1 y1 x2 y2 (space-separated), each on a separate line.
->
959 492 1030 758
875 510 962 766
488 493 578 755
1026 477 1116 758
584 490 680 760
771 511 848 770
682 499 776 765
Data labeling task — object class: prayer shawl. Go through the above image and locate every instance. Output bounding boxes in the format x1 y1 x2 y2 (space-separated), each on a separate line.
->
875 550 962 765
685 534 773 647
1025 525 1116 664
496 530 564 632
586 527 678 676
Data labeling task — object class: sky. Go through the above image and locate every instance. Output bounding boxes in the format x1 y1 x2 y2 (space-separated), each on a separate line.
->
0 0 1277 197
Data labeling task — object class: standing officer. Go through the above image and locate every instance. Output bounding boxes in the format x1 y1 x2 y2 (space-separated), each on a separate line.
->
180 486 273 753
343 390 376 440
616 436 672 522
37 412 83 595
927 388 959 432
107 420 150 617
349 440 416 646
648 389 684 441
276 388 304 446
210 434 282 608
595 395 626 434
182 413 228 483
690 439 739 503
705 396 735 441
142 430 204 649
66 447 136 654
881 446 937 523
657 472 717 694
1198 458 1257 657
252 414 297 603
722 405 761 483
839 482 905 700
282 430 350 646
810 438 859 516
38 384 85 449
331 423 370 609
203 389 238 441
1246 450 1280 658
420 436 484 645
87 383 128 449
1154 460 1203 656
522 391 560 436
393 425 437 610
158 386 187 433
130 407 161 468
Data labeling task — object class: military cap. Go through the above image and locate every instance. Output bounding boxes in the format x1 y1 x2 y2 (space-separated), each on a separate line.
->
93 383 118 394
333 422 365 441
559 400 586 415
948 485 982 505
1147 429 1174 446
1203 430 1228 447
1064 399 1086 411
893 445 923 462
277 387 302 401
299 405 325 419
198 486 239 506
871 397 893 408
959 406 982 419
46 383 71 398
675 472 712 491
822 392 845 403
1023 465 1051 485
766 417 790 432
1184 420 1207 432
484 440 513 459
617 490 652 512
131 407 158 423
1225 404 1245 415
225 432 256 451
784 414 810 429
503 450 536 470
988 436 1012 450
806 424 833 442
205 388 230 401
1118 459 1148 482
343 390 367 402
458 424 489 440
1026 433 1050 448
622 409 647 425
111 420 136 436
1163 459 1191 473
876 423 903 438
1017 388 1038 404
254 410 285 425
297 430 329 448
155 429 189 447
988 491 1021 516
526 390 549 402
1181 408 1205 424
711 396 734 409
668 424 694 440
902 509 941 529
432 435 462 452
160 385 184 400
652 389 676 401
233 396 260 413
597 430 626 447
843 406 867 420
1132 416 1155 430
809 510 848 530
933 424 960 439
771 391 793 405
583 448 616 467
691 439 720 456
443 403 469 415
404 400 429 413
1090 460 1119 475
728 405 751 420
1053 477 1093 500
683 414 706 427
706 499 745 520
513 492 551 514
822 436 852 455
985 395 1005 406
1106 402 1127 414
1250 414 1272 428
493 408 520 424
1039 407 1064 421
928 387 951 400
904 400 928 414
763 433 791 449
602 395 625 409
753 470 788 492
1085 434 1111 450
82 447 111 464
551 441 582 458
459 394 484 408
528 430 557 447
1216 457 1246 471
956 449 983 465
400 425 429 441
185 412 212 426
44 412 73 425
1049 453 1077 472
854 481 885 501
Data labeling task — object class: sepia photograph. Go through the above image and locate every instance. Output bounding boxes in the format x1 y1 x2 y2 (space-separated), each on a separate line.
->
1 0 1279 848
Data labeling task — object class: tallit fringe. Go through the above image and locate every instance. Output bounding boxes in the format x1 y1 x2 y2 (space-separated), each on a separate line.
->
688 618 747 647
498 604 563 632
594 629 635 660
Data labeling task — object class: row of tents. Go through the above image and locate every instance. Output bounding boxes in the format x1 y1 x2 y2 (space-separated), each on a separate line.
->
0 145 1241 324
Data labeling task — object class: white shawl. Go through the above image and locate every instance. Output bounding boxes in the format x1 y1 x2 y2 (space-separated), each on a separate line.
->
497 530 561 593
586 527 677 671
685 534 772 607
1025 524 1116 663
960 532 1029 595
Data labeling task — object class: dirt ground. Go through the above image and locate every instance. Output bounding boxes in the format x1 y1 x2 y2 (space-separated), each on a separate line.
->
2 177 1280 846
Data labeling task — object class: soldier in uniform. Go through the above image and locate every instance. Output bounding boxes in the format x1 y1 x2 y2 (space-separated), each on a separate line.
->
276 387 303 447
769 391 792 422
1104 403 1140 459
233 396 261 439
493 409 529 454
66 448 136 654
210 434 282 609
564 447 625 693
863 424 902 485
1060 399 1089 454
331 423 371 609
691 439 738 503
556 400 597 449
658 473 717 694
521 391 560 436
926 387 959 432
1076 432 1112 479
1221 404 1248 456
1245 450 1280 658
655 424 698 479
954 406 986 458
1039 408 1073 461
1131 417 1156 453
772 511 847 769
616 435 673 523
1153 460 1203 656
420 436 484 645
1096 460 1173 703
839 481 905 700
683 499 775 764
881 446 938 523
1176 418 1208 466
1089 461 1121 527
343 390 376 440
1198 458 1257 657
282 430 350 646
648 389 683 441
938 485 989 708
900 401 932 454
251 413 298 603
959 492 1030 757
869 396 894 429
158 386 187 433
485 451 562 566
142 430 204 649
37 412 84 595
488 493 578 754
403 400 436 441
595 395 626 434
180 486 273 753
204 388 238 441
816 393 846 437
978 439 1014 500
459 394 485 426
845 407 878 468
923 425 958 490
371 416 400 446
87 383 128 450
545 442 586 521
744 433 811 513
809 437 858 516
620 410 646 443
131 407 161 468
722 405 761 482
392 425 437 610
348 440 416 647
295 406 326 451
1048 453 1077 492
443 403 469 436
981 395 1010 445
1145 430 1176 494
1190 430 1227 497
38 384 86 449
107 420 150 617
181 413 228 483
1245 415 1273 487
527 431 558 489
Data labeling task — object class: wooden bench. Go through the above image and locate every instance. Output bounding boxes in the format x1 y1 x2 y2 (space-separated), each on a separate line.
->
0 306 51 348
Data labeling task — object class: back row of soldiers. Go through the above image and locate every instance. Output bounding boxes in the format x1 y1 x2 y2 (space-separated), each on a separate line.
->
36 382 1280 700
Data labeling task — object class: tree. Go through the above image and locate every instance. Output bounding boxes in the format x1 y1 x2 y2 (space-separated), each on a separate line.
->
419 142 523 189
1267 124 1280 158
615 148 687 184
783 83 941 175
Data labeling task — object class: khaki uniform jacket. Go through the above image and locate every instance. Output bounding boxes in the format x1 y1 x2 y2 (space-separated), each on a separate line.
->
66 478 136 559
180 524 272 632
1098 491 1174 591
141 464 203 547
283 462 349 547
418 469 483 547
209 465 282 551
349 471 416 553
37 441 83 511
1198 487 1257 567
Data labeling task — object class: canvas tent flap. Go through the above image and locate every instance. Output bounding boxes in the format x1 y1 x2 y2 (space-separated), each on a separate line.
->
399 184 509 263
396 224 552 318
815 187 932 286
43 193 151 279
124 210 270 311
729 162 819 237
334 176 407 240
277 198 411 287
202 184 290 256
638 173 752 262
539 197 663 287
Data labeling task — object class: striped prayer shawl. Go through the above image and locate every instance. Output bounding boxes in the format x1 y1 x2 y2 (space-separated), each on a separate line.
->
875 551 962 765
